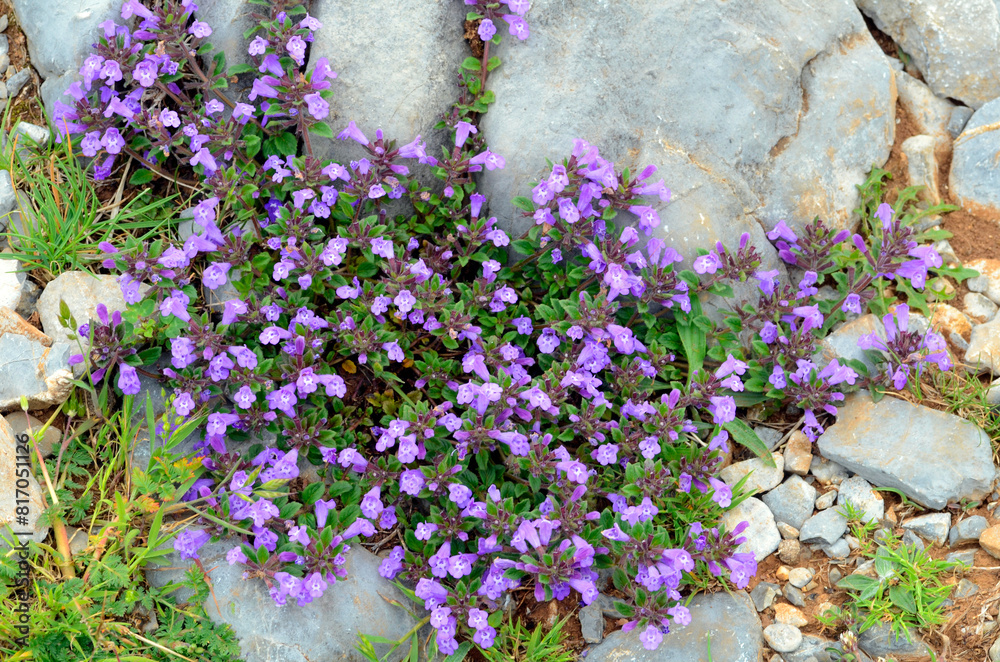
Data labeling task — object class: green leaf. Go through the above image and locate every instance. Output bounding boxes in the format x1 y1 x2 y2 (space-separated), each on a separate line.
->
511 196 534 212
228 63 257 76
677 320 706 380
264 132 298 157
836 574 879 592
486 56 502 71
309 122 334 139
356 261 379 278
129 169 155 186
442 642 472 662
244 134 262 159
461 56 481 71
723 419 774 465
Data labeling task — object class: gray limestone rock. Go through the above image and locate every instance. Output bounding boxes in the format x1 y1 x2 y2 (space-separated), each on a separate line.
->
579 601 604 644
811 456 850 486
901 512 951 546
951 97 1000 221
954 578 979 599
36 271 136 348
947 548 978 566
0 257 24 311
11 0 122 81
763 475 818 530
0 307 73 411
763 623 802 653
950 515 988 546
721 496 781 562
147 538 424 662
856 0 1000 108
836 476 884 523
948 105 974 138
751 581 781 612
967 317 1000 373
584 592 763 662
780 634 845 662
799 508 848 546
965 292 998 321
720 452 784 495
817 392 994 509
0 169 16 225
307 0 466 167
894 70 954 143
901 134 940 204
0 414 48 547
6 68 30 99
823 537 852 559
857 622 927 659
479 0 893 274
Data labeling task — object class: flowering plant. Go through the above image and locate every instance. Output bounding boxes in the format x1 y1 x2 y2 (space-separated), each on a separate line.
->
52 0 955 655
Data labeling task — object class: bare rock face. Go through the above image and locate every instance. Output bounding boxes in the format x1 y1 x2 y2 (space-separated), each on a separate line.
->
0 414 49 547
147 538 424 662
0 307 73 412
856 0 1000 109
585 592 763 662
480 0 895 269
817 392 995 509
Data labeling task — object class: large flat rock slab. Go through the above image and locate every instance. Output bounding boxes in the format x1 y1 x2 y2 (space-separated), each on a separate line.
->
856 0 1000 109
480 0 894 265
817 392 995 509
307 0 467 164
147 538 422 662
584 592 763 662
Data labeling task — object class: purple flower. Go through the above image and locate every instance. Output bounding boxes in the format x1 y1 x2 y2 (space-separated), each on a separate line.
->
767 220 799 244
117 364 140 395
841 293 862 314
203 262 231 290
337 121 368 145
639 625 664 651
304 93 329 120
478 18 497 41
693 252 722 274
537 328 561 354
101 128 124 155
189 21 212 38
174 528 211 560
502 14 530 39
226 546 247 565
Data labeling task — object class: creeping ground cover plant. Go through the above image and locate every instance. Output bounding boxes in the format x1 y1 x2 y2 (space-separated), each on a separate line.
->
48 0 960 655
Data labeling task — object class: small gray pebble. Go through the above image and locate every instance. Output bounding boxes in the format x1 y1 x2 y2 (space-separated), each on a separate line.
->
0 34 8 58
6 69 30 99
968 275 990 293
829 568 843 585
0 54 9 76
950 516 988 546
764 623 803 653
902 529 925 553
0 15 9 33
578 601 604 644
751 582 781 612
815 490 837 510
789 567 814 588
822 538 851 559
946 549 977 566
784 583 806 607
954 578 979 599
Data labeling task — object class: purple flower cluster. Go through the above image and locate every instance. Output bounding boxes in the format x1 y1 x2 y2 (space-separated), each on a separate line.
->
64 1 954 655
